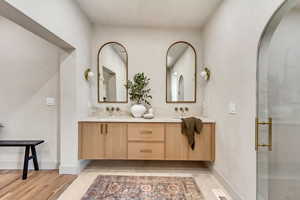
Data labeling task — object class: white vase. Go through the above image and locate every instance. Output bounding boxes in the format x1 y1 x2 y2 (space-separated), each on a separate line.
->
131 104 146 118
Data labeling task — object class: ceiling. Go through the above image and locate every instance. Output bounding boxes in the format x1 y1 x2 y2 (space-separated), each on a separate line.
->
76 0 222 29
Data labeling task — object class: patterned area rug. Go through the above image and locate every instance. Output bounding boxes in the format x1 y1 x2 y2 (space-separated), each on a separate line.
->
81 175 204 200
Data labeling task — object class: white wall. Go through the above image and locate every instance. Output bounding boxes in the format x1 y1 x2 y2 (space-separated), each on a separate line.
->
202 0 284 199
4 0 92 173
91 26 205 117
0 16 60 169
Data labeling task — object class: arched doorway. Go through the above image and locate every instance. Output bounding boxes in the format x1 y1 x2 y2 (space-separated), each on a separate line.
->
257 0 300 199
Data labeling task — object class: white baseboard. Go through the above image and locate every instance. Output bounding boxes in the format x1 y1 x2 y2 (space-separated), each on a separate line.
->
0 161 58 170
211 167 243 200
59 160 90 175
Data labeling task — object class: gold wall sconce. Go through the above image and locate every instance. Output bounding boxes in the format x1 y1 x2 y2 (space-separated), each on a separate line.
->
200 67 211 81
84 68 95 81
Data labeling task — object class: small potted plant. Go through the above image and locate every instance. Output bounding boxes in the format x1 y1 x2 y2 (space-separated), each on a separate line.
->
126 73 152 118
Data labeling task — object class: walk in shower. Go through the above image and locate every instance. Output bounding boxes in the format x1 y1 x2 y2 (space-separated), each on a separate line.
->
257 0 300 199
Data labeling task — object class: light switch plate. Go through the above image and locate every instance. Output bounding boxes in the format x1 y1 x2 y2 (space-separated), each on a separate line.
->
46 97 56 106
228 102 237 114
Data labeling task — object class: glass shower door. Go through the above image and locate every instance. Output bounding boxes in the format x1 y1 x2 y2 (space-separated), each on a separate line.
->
257 4 300 200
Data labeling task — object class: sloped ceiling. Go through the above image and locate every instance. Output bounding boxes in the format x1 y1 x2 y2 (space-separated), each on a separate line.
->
0 16 59 116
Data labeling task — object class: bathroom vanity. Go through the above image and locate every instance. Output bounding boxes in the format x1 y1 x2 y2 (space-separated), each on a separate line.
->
78 117 215 162
79 39 215 162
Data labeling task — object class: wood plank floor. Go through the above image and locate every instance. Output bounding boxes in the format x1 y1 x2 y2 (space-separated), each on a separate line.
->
0 170 77 200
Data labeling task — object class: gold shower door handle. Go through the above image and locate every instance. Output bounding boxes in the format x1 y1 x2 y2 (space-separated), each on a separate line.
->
255 117 273 151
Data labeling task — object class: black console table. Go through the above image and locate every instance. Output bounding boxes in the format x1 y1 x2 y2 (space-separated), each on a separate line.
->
0 140 44 180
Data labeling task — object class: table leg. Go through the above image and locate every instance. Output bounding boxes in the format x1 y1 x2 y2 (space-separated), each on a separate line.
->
30 145 39 171
22 146 30 180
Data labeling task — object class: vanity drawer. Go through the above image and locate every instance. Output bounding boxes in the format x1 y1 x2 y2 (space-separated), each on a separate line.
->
128 123 165 142
128 142 164 160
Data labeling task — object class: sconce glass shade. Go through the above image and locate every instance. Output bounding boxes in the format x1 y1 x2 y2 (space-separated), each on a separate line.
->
84 68 94 81
200 67 211 81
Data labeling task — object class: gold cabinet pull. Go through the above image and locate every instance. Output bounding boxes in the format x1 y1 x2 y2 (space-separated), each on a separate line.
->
256 117 272 151
140 149 152 153
105 124 108 135
100 124 103 134
140 130 152 135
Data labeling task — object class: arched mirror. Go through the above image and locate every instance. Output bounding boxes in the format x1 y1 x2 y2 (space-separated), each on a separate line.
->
166 41 197 103
98 42 128 103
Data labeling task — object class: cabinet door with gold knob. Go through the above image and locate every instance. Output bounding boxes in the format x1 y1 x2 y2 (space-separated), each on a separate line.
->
79 123 105 159
105 123 127 159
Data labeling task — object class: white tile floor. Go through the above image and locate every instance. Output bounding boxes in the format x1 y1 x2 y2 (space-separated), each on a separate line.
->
59 161 232 200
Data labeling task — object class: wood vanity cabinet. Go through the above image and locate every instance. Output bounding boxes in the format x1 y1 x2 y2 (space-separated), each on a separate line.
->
79 122 215 162
188 123 215 161
165 124 189 160
165 123 215 161
104 123 127 159
127 123 165 160
79 123 105 159
79 122 127 160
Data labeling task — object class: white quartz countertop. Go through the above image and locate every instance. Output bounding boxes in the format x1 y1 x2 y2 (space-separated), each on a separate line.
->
79 116 215 123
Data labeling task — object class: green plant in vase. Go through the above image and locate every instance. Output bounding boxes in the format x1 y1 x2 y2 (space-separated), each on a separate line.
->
126 73 152 117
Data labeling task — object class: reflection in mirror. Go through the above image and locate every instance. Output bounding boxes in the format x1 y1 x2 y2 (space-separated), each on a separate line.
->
166 41 196 103
98 42 128 103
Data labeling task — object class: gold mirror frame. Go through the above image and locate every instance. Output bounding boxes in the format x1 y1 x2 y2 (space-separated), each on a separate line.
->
97 42 128 103
166 41 197 103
